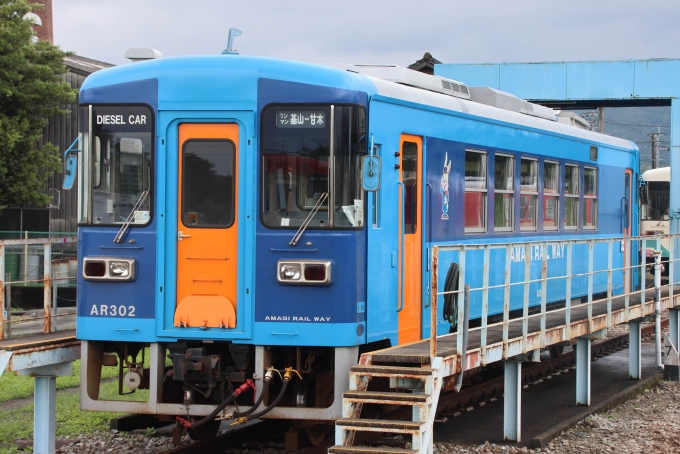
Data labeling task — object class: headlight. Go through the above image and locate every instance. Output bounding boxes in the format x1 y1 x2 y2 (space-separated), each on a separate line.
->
279 264 301 280
277 260 331 285
109 261 130 277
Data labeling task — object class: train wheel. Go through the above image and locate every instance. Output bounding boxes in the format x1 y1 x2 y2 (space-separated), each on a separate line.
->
187 419 221 444
549 345 564 358
304 424 327 446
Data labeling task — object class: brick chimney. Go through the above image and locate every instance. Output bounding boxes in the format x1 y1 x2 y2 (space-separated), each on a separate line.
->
27 0 53 43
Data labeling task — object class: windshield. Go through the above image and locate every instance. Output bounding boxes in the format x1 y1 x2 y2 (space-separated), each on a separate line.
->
260 104 366 229
79 105 153 226
642 181 669 221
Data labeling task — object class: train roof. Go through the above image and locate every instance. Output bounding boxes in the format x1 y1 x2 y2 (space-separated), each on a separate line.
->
642 167 670 181
81 54 637 152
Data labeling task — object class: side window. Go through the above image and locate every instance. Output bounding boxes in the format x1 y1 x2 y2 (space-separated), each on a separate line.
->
564 164 579 229
520 158 538 231
182 140 235 228
464 150 487 233
494 154 514 232
402 141 419 234
543 161 560 231
583 167 597 229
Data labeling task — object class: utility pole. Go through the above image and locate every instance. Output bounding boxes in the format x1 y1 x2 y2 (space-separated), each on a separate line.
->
650 130 660 169
650 128 669 169
598 107 604 133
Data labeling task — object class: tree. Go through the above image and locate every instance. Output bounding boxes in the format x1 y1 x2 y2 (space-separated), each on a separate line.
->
0 0 76 208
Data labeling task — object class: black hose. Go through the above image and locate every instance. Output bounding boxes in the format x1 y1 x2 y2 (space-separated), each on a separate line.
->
192 393 236 428
243 378 290 422
443 262 459 332
235 378 271 417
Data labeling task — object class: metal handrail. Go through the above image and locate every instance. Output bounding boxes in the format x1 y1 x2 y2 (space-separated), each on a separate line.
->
430 233 680 365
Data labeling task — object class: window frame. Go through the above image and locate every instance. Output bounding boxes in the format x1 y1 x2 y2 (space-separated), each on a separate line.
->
519 157 539 232
564 163 580 230
258 102 367 231
493 153 514 232
181 138 236 229
542 160 560 232
583 166 598 230
464 149 488 234
78 103 155 228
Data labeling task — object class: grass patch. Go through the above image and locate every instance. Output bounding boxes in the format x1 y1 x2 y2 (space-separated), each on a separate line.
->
0 360 119 403
0 375 148 452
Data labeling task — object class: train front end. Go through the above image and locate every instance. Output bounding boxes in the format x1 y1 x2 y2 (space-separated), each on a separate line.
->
74 56 374 438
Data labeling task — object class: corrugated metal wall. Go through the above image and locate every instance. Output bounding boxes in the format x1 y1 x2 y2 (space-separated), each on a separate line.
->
33 71 86 232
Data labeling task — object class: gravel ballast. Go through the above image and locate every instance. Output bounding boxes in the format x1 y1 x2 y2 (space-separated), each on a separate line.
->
45 380 680 453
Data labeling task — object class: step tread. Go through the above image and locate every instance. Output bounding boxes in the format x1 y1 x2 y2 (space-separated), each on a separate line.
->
344 390 430 402
350 365 434 376
329 446 418 454
336 418 424 430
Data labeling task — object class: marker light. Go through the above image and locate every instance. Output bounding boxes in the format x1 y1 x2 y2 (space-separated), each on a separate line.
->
279 264 301 280
304 264 326 281
84 261 106 277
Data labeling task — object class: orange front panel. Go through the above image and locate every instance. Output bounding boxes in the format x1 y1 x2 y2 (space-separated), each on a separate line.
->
398 135 423 344
174 124 239 328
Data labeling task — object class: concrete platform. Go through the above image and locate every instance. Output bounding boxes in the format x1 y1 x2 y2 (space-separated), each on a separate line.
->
433 340 661 447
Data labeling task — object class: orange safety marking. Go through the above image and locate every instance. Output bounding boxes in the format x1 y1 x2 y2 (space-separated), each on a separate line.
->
174 295 236 329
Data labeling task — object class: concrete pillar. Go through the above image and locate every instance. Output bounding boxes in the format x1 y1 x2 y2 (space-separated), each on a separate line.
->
503 361 522 442
670 98 680 284
629 319 642 380
576 337 591 406
34 376 56 454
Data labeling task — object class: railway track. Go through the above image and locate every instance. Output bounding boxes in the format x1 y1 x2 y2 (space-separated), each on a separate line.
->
160 320 667 453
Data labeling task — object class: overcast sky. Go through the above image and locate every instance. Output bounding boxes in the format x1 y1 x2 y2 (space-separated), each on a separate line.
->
54 0 680 67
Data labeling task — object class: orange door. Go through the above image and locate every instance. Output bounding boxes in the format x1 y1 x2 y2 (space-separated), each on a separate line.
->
174 124 239 329
398 135 422 344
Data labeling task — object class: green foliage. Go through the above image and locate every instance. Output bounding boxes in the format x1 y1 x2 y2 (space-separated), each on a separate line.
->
0 375 147 450
0 0 76 208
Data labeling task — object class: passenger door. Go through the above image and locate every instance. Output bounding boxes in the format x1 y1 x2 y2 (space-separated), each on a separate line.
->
398 135 423 344
624 168 633 291
174 123 239 329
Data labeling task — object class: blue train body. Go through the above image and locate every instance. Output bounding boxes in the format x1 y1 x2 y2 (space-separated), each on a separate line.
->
74 54 638 426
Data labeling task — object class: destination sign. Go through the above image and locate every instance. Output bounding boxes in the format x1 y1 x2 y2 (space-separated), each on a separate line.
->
276 111 325 128
92 106 152 133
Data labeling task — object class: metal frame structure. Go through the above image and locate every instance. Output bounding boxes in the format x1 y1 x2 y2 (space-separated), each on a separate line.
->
427 234 678 443
0 236 77 340
0 236 79 454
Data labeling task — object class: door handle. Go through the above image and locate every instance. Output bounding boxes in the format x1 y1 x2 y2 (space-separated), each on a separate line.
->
178 231 192 241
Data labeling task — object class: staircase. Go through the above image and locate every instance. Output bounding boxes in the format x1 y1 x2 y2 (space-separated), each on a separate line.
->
330 357 443 454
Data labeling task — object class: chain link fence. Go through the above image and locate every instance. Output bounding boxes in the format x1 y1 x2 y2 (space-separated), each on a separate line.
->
1 231 78 339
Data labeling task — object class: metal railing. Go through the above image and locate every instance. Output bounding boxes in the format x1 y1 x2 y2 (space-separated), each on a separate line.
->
0 233 78 340
430 234 680 365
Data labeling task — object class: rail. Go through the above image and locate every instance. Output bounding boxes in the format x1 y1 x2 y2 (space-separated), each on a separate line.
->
0 234 78 340
429 233 680 364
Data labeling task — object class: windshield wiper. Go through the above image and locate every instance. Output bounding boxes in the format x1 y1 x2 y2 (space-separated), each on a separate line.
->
289 192 328 246
113 190 149 243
